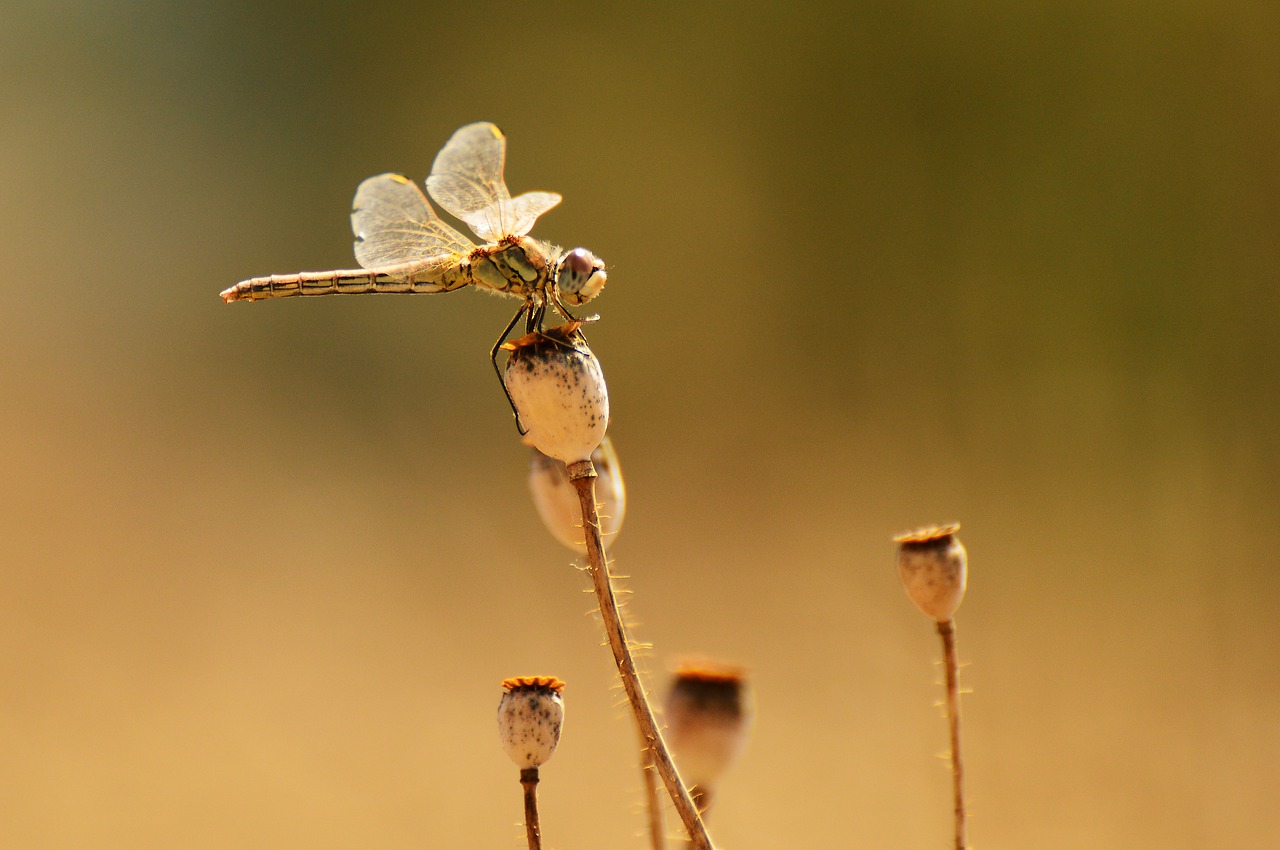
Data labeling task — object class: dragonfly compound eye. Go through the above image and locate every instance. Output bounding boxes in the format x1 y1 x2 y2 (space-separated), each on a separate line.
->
556 248 607 306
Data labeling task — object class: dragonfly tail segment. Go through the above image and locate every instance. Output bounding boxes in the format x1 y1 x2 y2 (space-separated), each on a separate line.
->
220 269 450 303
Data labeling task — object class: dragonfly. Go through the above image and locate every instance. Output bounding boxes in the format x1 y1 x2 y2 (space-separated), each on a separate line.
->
221 121 608 394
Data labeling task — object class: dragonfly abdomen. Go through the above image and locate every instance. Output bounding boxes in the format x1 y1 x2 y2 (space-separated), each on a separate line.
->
220 265 466 303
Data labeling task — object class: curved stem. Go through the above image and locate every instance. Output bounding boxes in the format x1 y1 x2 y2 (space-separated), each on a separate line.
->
520 767 542 850
568 460 713 850
638 730 666 850
937 619 966 850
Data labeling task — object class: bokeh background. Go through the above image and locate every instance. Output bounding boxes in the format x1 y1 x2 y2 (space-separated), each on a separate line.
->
2 1 1277 847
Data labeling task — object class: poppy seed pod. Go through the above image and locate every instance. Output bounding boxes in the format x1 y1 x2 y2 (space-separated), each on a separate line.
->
497 677 566 770
528 436 627 551
664 663 752 792
894 524 967 622
503 321 609 465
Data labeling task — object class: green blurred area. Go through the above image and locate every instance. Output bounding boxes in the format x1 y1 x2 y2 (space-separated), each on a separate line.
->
1 1 1277 848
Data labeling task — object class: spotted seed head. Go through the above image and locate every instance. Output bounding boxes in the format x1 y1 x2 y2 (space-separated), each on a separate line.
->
528 436 627 551
894 523 967 622
664 662 752 791
497 676 566 770
503 322 609 464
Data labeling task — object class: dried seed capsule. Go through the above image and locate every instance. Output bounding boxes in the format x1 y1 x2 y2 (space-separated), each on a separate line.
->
664 663 751 796
503 321 609 465
894 523 967 622
528 436 627 551
497 676 566 770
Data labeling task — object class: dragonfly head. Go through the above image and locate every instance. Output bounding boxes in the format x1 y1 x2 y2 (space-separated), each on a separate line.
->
555 248 607 307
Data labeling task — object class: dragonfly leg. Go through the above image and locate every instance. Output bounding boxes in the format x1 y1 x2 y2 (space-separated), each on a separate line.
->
549 291 580 324
546 290 597 349
526 298 547 333
493 303 531 434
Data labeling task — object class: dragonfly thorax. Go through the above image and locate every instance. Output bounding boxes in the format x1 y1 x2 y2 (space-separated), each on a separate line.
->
470 237 556 298
472 240 606 310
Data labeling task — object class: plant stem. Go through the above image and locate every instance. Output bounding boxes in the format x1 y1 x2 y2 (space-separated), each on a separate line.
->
937 619 966 850
638 730 666 850
568 460 713 850
520 767 542 850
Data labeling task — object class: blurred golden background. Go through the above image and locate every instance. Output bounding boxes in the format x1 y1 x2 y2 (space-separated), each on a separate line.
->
1 1 1277 847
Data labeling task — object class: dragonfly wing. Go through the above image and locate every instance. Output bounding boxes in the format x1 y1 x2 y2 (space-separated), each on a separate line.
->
500 191 562 238
351 173 474 270
426 122 514 242
425 122 557 242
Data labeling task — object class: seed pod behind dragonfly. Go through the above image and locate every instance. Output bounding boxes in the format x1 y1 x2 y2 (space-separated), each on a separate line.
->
528 436 626 551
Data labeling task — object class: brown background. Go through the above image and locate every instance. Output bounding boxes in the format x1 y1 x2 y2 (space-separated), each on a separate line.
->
1 1 1277 847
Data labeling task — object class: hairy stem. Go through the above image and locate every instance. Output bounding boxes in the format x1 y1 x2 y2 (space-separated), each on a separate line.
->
568 460 712 850
937 619 966 850
638 731 666 850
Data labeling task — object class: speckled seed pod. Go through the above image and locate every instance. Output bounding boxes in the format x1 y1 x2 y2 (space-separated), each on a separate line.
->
497 677 566 770
894 524 967 622
503 322 609 464
664 663 751 790
528 436 627 551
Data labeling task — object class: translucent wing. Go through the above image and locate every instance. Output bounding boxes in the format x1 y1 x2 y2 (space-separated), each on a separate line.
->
426 122 561 242
499 191 562 239
351 173 475 270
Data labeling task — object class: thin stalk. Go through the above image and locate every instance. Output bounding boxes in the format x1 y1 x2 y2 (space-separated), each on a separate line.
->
638 730 665 850
520 767 542 850
567 460 713 850
937 619 966 850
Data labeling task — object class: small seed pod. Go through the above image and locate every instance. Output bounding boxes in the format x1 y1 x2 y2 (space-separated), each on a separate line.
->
894 523 967 622
664 662 752 794
497 676 566 770
503 321 609 464
528 436 627 551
